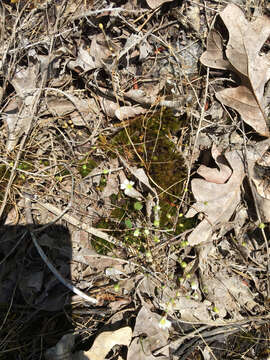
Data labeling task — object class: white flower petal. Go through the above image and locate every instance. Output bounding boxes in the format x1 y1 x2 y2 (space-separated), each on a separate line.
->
158 317 171 330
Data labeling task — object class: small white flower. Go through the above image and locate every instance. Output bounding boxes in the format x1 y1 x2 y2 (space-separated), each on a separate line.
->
158 316 171 330
133 229 140 237
191 281 198 290
144 229 150 236
120 179 135 196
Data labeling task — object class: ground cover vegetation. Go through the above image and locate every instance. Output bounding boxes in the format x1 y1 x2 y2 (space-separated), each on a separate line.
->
0 0 270 358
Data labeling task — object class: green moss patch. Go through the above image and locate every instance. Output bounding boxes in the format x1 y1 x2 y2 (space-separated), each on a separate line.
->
105 108 187 203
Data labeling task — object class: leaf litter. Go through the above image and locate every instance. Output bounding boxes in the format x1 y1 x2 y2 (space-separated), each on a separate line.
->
1 1 270 359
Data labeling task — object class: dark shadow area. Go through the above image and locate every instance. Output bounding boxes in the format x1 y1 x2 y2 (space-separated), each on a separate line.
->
0 225 73 359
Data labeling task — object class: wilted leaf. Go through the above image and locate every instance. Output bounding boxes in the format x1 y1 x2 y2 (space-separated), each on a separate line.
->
247 139 270 221
45 328 132 360
201 4 270 136
119 171 143 200
43 96 99 126
2 97 24 151
138 277 212 323
127 339 156 360
11 63 39 97
45 333 74 360
85 327 132 360
115 105 147 121
187 139 270 242
68 35 111 72
100 98 119 118
186 147 245 245
132 306 169 355
197 145 232 184
200 30 230 70
198 245 259 319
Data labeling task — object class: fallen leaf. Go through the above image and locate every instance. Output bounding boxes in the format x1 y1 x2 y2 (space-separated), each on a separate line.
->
45 333 74 360
43 95 99 126
127 338 168 360
201 4 270 136
138 277 212 323
186 147 245 245
198 245 260 319
200 30 230 70
197 145 232 184
146 0 174 9
247 139 270 221
186 139 270 243
132 305 169 355
68 35 112 72
85 327 132 360
11 63 39 98
115 105 147 121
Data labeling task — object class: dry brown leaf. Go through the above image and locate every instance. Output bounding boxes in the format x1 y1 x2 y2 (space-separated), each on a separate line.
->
45 333 74 360
2 60 41 150
187 139 270 243
200 30 230 70
127 338 168 360
186 147 245 246
43 96 99 126
85 327 132 360
132 306 169 355
197 145 232 184
198 246 259 319
247 139 270 221
68 35 111 72
200 270 258 319
138 277 212 323
2 97 24 151
115 105 147 121
11 63 39 98
146 0 174 9
100 98 119 118
119 170 143 200
125 89 158 105
45 328 132 360
201 4 270 136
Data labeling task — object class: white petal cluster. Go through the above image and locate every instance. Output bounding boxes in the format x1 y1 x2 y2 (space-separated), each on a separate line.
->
120 179 135 196
158 317 171 330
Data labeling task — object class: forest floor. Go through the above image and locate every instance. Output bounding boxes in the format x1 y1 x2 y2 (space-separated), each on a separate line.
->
1 0 270 359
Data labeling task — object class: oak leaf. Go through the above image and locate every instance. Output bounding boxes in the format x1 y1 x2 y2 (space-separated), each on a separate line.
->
201 4 270 136
186 146 245 246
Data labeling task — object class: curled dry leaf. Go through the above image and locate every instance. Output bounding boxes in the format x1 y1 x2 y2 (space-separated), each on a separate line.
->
11 63 39 97
186 147 245 246
139 277 212 323
68 34 112 72
200 30 230 70
201 4 270 136
85 327 132 360
2 97 24 151
125 89 157 103
45 327 132 360
2 59 41 150
187 139 270 243
115 105 147 121
197 145 232 184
